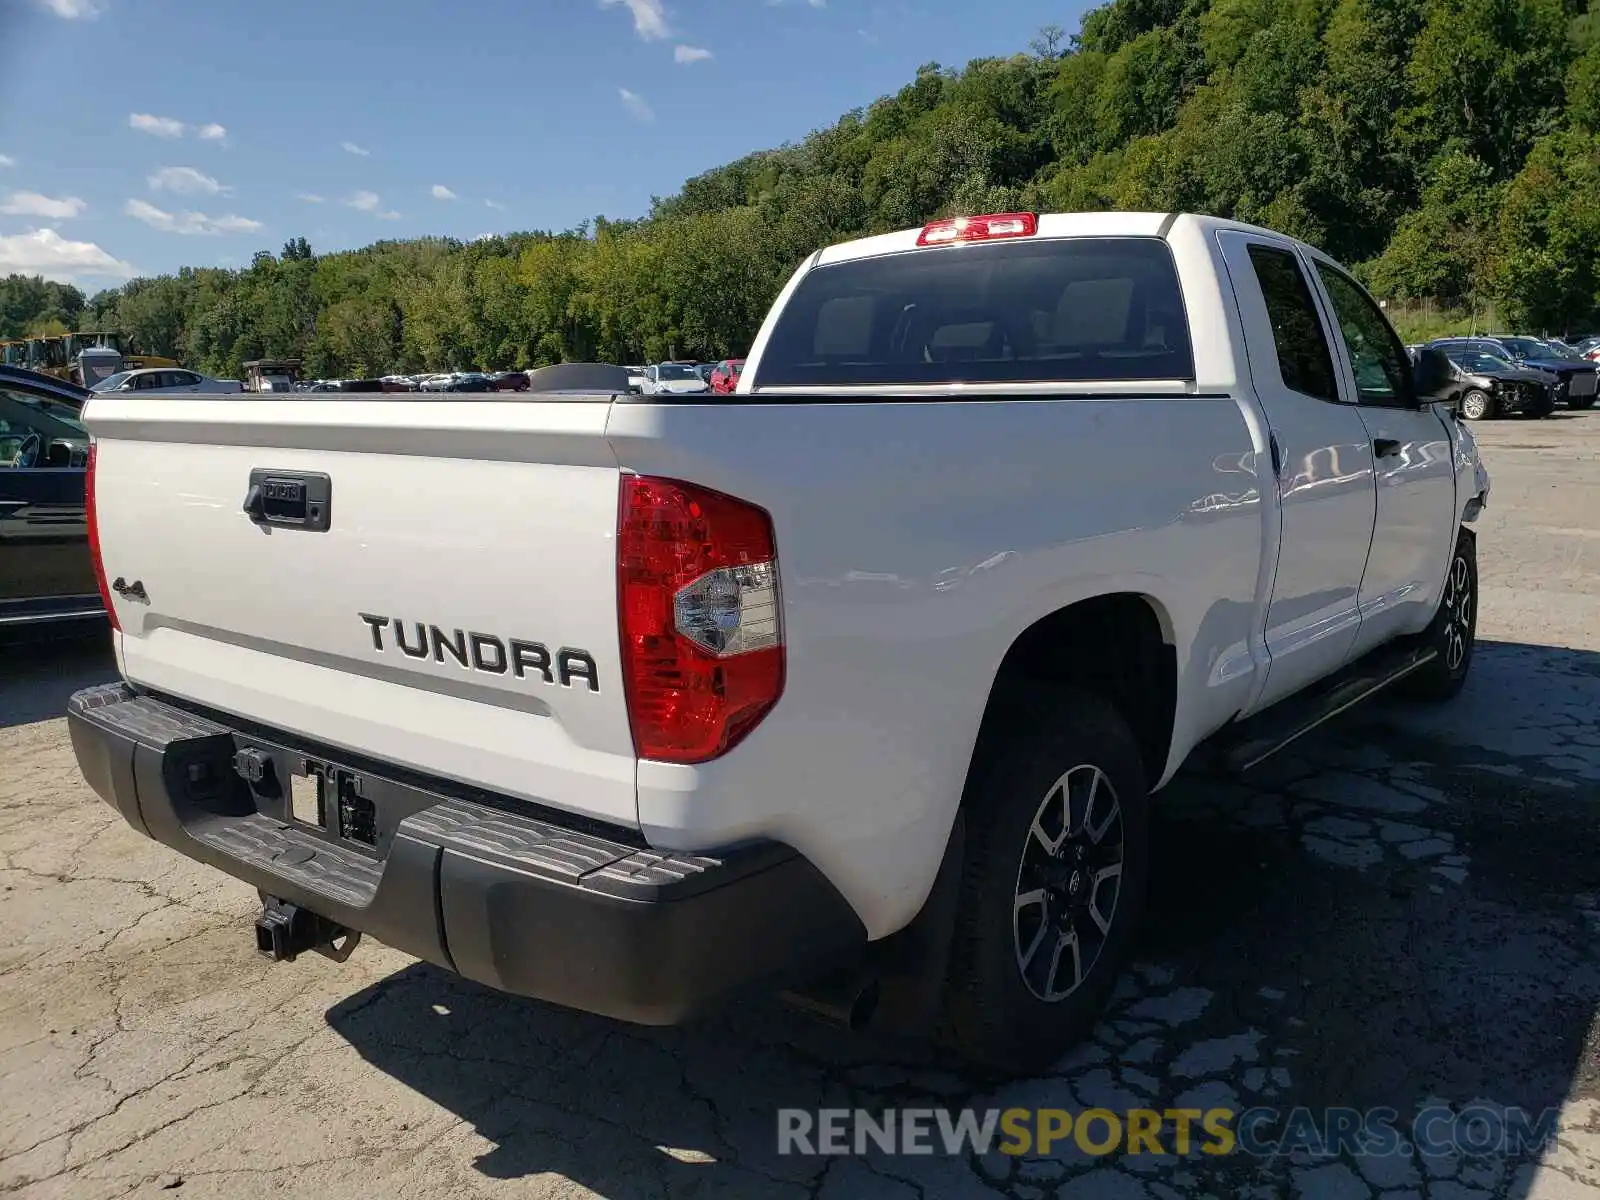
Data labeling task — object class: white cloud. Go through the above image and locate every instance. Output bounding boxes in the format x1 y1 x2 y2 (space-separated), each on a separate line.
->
125 198 262 236
197 123 227 141
343 191 399 219
619 87 654 122
38 0 103 18
0 228 131 281
600 0 669 40
341 141 370 157
148 166 229 196
0 155 14 168
485 199 507 211
129 112 185 138
674 44 711 63
296 193 325 204
0 191 87 219
430 184 457 201
808 0 825 7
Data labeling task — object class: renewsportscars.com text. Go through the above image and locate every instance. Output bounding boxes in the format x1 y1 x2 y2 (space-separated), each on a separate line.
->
776 1105 1560 1159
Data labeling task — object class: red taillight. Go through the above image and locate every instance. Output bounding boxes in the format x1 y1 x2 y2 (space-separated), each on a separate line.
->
916 212 1038 247
85 441 119 631
618 475 784 764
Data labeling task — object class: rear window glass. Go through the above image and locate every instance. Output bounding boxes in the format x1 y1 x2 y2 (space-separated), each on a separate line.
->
754 237 1193 388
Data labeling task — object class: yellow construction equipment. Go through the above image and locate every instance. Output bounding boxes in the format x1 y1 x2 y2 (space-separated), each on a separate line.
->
20 332 179 386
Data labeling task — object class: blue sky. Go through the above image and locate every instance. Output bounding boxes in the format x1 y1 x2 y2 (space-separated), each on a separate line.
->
0 0 1087 294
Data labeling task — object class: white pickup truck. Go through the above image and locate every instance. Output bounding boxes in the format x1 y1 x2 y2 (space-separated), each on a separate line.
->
68 211 1489 1073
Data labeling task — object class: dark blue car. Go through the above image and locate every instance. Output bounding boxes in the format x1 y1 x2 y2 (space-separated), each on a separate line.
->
0 365 103 630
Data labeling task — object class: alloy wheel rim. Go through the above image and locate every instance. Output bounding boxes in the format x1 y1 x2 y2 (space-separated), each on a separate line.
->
1442 553 1472 672
1463 392 1487 419
1012 764 1125 1002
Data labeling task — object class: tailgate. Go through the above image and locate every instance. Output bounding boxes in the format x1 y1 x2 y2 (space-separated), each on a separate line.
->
85 395 639 827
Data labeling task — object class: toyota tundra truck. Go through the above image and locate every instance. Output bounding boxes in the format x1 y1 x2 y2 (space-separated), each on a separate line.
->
66 211 1489 1073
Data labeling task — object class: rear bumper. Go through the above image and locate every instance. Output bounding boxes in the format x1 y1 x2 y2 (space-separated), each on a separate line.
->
68 682 864 1024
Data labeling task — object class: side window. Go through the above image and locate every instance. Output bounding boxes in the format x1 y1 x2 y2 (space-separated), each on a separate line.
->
1247 245 1338 403
0 393 86 468
1314 264 1416 407
134 372 162 390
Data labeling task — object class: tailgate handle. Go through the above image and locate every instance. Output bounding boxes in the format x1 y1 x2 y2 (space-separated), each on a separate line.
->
244 470 332 533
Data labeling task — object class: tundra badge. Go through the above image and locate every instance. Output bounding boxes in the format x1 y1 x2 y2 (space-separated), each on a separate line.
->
358 614 598 692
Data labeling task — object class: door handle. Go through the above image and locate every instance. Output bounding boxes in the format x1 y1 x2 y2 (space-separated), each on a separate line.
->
1373 438 1401 459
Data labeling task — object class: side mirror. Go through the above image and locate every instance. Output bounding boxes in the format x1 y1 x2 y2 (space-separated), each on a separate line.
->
1412 347 1458 408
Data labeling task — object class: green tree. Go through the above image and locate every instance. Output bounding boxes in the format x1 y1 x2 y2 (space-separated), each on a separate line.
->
1365 150 1498 303
1486 129 1600 329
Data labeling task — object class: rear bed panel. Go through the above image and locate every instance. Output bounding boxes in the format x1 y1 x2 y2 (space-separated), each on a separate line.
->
607 392 1265 938
86 396 639 827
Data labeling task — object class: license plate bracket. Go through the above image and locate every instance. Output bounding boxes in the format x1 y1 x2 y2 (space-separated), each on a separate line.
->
289 759 377 848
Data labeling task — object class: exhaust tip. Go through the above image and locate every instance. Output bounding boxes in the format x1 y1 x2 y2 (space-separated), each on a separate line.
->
782 974 880 1031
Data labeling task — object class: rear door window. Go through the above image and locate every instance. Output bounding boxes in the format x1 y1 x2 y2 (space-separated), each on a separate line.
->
1246 245 1338 403
753 237 1193 388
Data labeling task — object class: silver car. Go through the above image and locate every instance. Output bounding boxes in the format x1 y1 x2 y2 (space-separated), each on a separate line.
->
91 368 242 395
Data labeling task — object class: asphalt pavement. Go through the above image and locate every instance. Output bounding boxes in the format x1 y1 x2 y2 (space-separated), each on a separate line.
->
2 411 1599 1199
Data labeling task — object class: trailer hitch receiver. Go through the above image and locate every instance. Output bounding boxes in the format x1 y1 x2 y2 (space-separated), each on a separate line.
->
254 897 361 963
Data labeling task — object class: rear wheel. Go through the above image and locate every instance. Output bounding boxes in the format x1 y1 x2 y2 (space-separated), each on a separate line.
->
1400 529 1477 702
941 688 1149 1075
1460 389 1495 421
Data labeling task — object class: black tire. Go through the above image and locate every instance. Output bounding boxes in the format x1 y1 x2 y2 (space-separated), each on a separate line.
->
941 687 1149 1075
1399 528 1477 702
1460 389 1495 421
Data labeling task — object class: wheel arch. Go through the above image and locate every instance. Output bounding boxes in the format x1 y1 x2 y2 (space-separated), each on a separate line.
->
967 593 1179 797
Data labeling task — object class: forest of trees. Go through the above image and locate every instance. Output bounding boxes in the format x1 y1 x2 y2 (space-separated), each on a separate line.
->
6 0 1600 377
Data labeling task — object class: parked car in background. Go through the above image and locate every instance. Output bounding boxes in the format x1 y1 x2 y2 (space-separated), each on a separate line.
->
625 365 648 394
709 358 745 394
1538 337 1600 367
1427 336 1598 409
444 373 493 393
91 368 243 395
489 370 530 392
1435 347 1556 420
642 361 710 395
417 374 456 392
0 366 101 630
